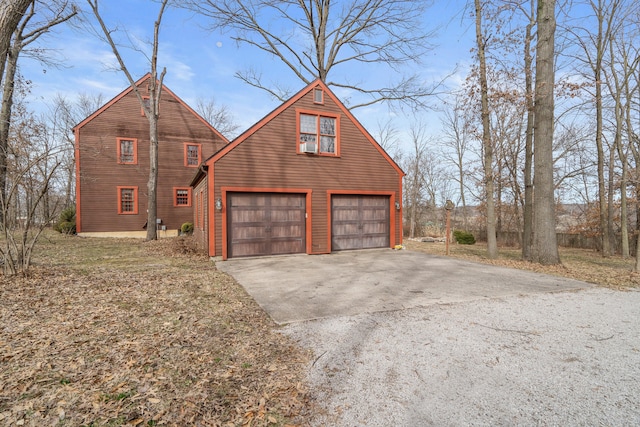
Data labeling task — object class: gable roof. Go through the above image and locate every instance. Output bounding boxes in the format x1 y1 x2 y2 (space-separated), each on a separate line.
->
72 73 229 144
204 79 404 176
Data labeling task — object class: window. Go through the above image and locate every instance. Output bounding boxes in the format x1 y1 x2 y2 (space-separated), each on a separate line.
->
298 111 339 155
313 88 324 104
117 186 138 214
184 143 201 167
174 187 192 207
117 138 137 164
141 96 150 116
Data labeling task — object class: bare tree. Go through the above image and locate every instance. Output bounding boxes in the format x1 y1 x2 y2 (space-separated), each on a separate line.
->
531 0 560 264
1 108 64 275
186 0 438 110
521 0 536 260
86 0 169 241
567 0 625 256
47 93 105 208
372 117 402 163
403 122 430 238
440 94 473 229
0 0 32 88
604 34 635 258
0 1 77 225
194 97 241 139
474 0 498 258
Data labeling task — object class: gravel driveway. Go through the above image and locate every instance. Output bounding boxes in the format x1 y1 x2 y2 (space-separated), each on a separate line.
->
283 287 640 426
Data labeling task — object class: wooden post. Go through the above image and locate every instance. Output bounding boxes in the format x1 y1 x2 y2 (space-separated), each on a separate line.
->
445 200 454 256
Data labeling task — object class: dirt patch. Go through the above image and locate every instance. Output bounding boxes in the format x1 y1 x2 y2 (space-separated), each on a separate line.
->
0 233 311 426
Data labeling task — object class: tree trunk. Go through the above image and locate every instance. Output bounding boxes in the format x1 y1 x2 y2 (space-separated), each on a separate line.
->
604 33 631 258
87 0 167 241
531 0 560 265
624 74 640 268
474 0 497 258
592 0 612 256
522 0 535 261
146 118 159 241
619 160 629 258
607 145 616 253
458 161 468 230
0 40 19 226
0 0 32 87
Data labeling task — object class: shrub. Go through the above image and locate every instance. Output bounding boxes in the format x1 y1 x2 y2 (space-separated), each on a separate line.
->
54 207 76 235
453 229 476 245
181 222 194 235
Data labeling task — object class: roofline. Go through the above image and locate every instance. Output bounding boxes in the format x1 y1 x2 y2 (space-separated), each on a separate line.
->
204 79 405 177
72 73 230 144
72 73 151 132
321 83 405 177
189 164 208 187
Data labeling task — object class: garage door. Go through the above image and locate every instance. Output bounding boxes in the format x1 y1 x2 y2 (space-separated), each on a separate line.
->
227 192 306 258
331 195 390 251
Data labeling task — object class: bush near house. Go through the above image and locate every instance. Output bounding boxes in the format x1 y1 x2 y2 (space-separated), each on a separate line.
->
54 206 76 235
180 222 194 235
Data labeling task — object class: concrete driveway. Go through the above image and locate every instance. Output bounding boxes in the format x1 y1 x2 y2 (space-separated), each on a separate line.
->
216 249 592 324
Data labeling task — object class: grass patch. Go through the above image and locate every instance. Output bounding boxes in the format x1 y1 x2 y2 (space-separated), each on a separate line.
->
405 239 640 289
0 231 311 426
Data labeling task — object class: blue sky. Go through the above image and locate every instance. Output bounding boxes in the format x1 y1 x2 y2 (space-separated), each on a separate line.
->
21 0 474 143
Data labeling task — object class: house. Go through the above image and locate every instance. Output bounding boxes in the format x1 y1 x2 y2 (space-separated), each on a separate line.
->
191 79 404 259
74 74 228 237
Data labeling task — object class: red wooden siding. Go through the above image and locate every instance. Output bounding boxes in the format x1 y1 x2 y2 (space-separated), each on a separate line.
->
207 81 403 258
75 76 227 234
192 177 208 251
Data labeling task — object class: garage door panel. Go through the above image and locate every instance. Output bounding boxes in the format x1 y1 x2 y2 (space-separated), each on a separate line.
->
362 197 387 207
333 197 359 207
231 209 267 224
271 209 304 222
271 224 305 238
270 238 305 254
231 242 268 258
363 209 387 221
228 193 306 258
231 194 267 207
233 225 268 240
362 235 388 248
363 222 387 234
331 195 390 251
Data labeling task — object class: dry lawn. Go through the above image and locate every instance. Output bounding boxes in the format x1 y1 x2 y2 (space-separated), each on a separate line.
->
406 238 640 289
0 233 311 427
3 232 635 426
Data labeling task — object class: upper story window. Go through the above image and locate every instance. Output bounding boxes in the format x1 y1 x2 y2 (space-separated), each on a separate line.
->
298 111 339 156
313 88 324 104
141 96 150 116
184 143 201 167
117 138 137 164
117 186 138 214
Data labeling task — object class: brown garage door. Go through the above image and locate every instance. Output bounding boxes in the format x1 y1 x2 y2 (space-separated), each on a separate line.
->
227 192 306 258
331 195 389 251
